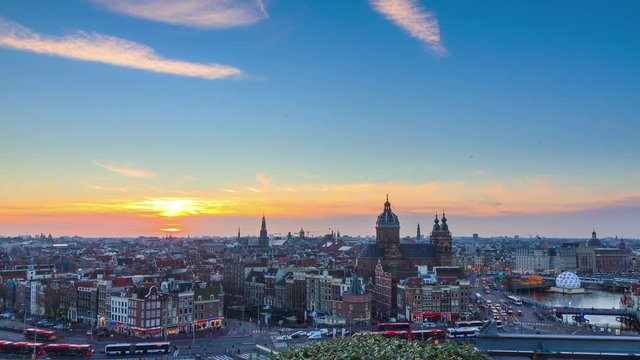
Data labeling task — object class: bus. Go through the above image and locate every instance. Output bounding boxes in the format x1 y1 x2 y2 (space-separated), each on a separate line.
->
0 341 46 356
45 343 93 357
413 329 446 340
377 322 411 332
381 330 413 341
105 342 170 356
507 295 523 306
446 327 480 339
24 328 57 341
455 320 485 328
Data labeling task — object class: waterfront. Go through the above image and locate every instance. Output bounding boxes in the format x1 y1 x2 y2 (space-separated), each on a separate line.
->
525 289 630 329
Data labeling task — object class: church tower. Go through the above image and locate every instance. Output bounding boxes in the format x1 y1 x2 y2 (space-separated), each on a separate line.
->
258 215 269 247
416 223 422 241
430 212 452 265
376 195 402 258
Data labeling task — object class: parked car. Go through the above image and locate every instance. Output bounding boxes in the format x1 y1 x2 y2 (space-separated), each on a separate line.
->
276 335 292 341
291 331 307 338
308 332 322 340
54 324 71 331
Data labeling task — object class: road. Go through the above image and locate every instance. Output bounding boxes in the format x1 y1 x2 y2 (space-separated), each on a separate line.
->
469 274 634 336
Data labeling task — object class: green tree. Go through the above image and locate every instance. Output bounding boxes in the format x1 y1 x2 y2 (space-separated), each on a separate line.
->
276 335 487 360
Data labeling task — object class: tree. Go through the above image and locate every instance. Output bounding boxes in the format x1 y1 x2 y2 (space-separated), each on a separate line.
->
277 335 487 360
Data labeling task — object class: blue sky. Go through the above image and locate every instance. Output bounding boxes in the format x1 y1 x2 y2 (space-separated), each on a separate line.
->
0 0 639 238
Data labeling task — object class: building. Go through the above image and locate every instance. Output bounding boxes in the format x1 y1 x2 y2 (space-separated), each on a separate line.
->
258 216 269 248
357 197 453 318
371 260 393 319
577 231 630 274
127 286 163 337
329 274 371 325
193 285 224 331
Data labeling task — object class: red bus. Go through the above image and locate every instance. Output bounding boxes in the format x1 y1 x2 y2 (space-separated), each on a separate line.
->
377 322 411 332
381 330 414 341
412 329 446 340
45 343 93 357
24 328 57 341
0 341 46 356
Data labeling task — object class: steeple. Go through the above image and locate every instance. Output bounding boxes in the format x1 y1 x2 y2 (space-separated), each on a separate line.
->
432 213 440 232
440 211 449 232
258 215 269 247
237 227 241 240
416 223 422 240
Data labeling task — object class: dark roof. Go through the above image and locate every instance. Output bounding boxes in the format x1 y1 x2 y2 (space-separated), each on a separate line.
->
350 274 364 295
359 244 383 259
359 243 437 259
400 244 438 258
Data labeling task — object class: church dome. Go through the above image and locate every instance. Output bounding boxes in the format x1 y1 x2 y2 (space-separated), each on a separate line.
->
432 214 440 231
376 195 399 227
440 212 449 231
586 230 602 247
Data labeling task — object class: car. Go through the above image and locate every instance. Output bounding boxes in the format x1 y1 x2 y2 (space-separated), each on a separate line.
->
318 328 329 336
308 332 322 340
307 331 322 337
291 331 307 338
276 335 291 341
54 324 69 331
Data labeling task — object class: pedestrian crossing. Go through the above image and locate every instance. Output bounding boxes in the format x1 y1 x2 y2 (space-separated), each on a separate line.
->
238 353 258 359
205 353 256 360
206 355 233 360
515 321 552 327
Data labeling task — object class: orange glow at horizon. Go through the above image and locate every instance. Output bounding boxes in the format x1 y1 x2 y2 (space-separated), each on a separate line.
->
160 227 182 232
1 177 639 233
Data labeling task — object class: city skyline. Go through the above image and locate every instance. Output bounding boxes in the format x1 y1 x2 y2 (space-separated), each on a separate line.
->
1 1 639 238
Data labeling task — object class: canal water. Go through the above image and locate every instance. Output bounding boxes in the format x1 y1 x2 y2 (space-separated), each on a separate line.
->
524 289 628 329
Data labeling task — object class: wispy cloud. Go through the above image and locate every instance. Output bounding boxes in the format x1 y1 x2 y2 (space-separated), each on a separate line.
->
0 17 242 80
256 172 271 187
370 0 446 55
95 0 269 29
92 160 156 178
86 185 128 192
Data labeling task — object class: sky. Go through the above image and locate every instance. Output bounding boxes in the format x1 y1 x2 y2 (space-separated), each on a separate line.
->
1 0 639 238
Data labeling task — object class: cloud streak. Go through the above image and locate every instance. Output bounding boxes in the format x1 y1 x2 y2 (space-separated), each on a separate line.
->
370 0 446 55
92 160 156 178
0 17 242 80
95 0 268 29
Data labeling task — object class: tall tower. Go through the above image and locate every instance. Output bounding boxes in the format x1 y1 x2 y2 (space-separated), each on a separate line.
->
376 195 402 258
258 215 269 247
430 212 452 265
416 223 422 241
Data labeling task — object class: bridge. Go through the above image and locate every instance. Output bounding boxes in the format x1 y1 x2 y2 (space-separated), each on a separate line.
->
477 321 640 359
552 307 636 317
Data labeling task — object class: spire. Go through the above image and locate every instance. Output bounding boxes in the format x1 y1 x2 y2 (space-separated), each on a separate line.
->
384 194 391 211
259 215 269 246
417 223 421 240
237 227 241 240
432 213 440 232
350 273 363 295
